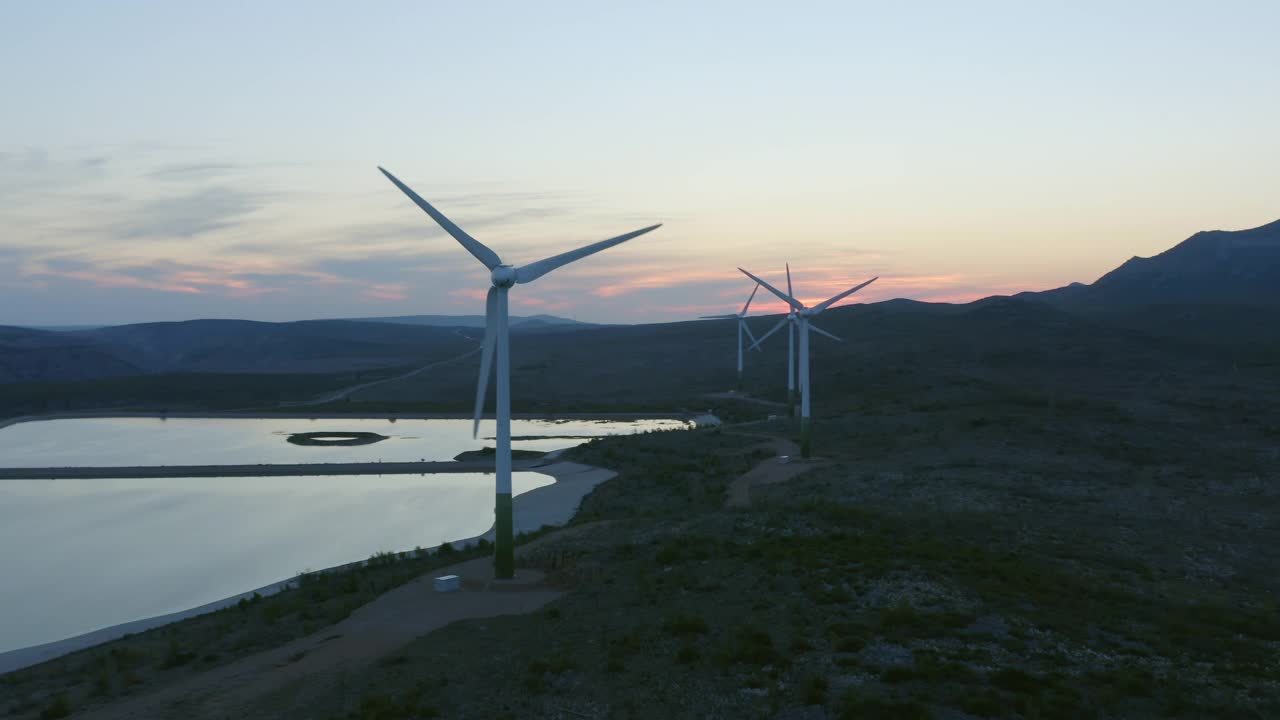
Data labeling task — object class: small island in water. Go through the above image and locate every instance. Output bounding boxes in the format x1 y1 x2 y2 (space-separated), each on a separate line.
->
286 431 389 447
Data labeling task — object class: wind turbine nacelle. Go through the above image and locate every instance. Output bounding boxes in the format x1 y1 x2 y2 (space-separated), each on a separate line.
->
491 265 517 288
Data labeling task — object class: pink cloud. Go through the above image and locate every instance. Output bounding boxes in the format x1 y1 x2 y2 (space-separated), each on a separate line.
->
47 269 205 295
447 287 488 303
588 267 740 298
361 283 409 301
513 295 575 313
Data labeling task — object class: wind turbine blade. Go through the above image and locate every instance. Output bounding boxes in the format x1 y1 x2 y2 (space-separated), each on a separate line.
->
786 262 793 298
741 319 761 350
378 167 502 270
809 324 843 342
472 287 498 438
748 315 788 351
738 268 802 310
514 224 661 284
811 276 878 314
740 283 760 316
698 314 739 319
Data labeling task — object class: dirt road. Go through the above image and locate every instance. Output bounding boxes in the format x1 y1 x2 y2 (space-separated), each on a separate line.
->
75 556 560 720
723 433 820 508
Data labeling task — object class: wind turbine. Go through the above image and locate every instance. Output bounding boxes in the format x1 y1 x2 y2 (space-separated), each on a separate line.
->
699 284 762 390
380 166 660 579
783 263 797 417
741 267 877 458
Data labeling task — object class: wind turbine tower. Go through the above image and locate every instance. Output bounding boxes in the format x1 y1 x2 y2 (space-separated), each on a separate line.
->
380 167 660 579
784 264 797 417
741 267 877 458
699 284 761 390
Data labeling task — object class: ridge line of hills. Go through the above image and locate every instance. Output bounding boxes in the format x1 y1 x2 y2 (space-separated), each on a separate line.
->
1 218 1276 388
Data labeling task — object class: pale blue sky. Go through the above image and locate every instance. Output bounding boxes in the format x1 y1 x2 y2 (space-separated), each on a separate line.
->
2 1 1277 324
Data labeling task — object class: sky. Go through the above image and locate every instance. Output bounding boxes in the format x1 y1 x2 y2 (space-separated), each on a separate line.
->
2 1 1278 326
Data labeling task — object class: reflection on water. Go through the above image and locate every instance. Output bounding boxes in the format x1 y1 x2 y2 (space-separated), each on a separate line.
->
0 417 690 468
0 472 553 653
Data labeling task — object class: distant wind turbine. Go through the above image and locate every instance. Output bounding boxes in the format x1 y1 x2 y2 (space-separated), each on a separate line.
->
380 166 661 579
741 267 878 458
782 263 798 417
699 284 762 389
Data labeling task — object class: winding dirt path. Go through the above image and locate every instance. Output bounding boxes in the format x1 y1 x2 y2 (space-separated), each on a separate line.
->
75 556 560 720
723 432 822 508
703 391 787 409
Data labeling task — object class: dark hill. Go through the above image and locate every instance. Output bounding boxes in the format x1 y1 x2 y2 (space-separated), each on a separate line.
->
0 327 140 384
0 319 476 384
335 313 602 332
74 319 475 374
1021 219 1280 308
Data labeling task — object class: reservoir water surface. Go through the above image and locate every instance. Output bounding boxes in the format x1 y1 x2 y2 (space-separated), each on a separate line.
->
0 417 684 654
0 416 689 467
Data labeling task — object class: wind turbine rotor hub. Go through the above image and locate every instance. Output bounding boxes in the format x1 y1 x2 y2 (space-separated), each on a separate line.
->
490 264 517 288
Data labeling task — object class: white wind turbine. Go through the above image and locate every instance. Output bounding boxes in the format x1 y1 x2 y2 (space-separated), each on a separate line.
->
699 284 762 390
380 167 660 579
741 267 877 458
782 263 798 417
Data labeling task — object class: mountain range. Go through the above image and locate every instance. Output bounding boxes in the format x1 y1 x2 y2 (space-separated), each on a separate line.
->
1018 218 1280 308
1 219 1276 389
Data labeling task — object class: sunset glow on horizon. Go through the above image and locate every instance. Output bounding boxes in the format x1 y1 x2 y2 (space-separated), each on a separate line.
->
3 1 1277 326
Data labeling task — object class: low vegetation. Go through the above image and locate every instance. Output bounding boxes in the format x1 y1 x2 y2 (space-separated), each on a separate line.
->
304 395 1279 719
0 369 410 418
3 300 1279 718
0 543 493 718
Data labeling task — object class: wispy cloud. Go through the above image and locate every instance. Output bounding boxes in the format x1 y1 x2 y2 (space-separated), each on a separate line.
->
118 186 269 238
589 267 740 298
38 267 206 295
447 287 489 303
364 283 409 301
147 162 242 181
0 147 1061 325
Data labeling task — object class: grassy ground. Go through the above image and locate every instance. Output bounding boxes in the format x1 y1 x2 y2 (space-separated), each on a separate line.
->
280 364 1278 719
4 301 1279 718
0 542 499 719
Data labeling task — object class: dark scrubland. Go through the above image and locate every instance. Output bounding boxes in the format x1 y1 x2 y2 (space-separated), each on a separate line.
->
0 318 478 416
289 301 1279 719
0 369 410 417
3 298 1280 719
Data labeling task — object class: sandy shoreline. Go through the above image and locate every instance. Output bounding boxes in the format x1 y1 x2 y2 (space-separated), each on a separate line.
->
0 460 617 674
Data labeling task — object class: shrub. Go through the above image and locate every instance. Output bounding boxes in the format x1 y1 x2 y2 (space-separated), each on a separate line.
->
799 673 829 705
838 689 931 720
662 612 709 636
39 695 71 720
718 625 784 667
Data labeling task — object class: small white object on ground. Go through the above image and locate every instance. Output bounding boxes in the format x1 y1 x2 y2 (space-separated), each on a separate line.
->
776 455 791 465
433 574 461 593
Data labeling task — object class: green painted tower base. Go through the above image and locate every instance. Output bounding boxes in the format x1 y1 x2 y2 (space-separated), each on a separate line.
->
800 417 812 458
495 492 514 579
787 390 795 418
